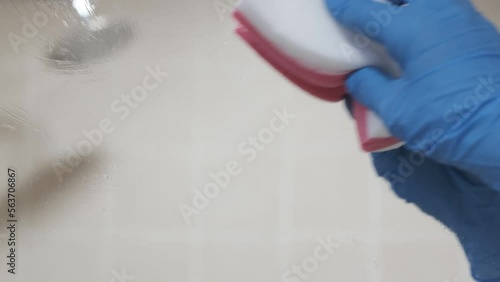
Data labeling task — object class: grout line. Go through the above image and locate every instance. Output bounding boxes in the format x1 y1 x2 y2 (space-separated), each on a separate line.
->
188 112 206 282
366 177 384 282
187 229 205 282
37 228 459 244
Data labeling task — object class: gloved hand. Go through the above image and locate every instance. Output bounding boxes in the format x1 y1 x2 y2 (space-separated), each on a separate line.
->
325 0 500 280
370 145 500 282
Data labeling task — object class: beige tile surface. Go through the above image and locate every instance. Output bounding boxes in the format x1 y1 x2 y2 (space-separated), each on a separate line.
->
0 0 498 281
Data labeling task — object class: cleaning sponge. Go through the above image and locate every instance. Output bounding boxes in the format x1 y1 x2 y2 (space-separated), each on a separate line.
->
233 0 402 151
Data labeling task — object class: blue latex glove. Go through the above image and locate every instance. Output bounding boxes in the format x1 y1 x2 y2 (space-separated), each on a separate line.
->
371 146 500 282
326 0 500 280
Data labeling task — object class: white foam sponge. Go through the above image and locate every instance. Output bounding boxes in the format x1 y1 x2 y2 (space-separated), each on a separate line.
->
234 0 403 152
238 0 398 74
